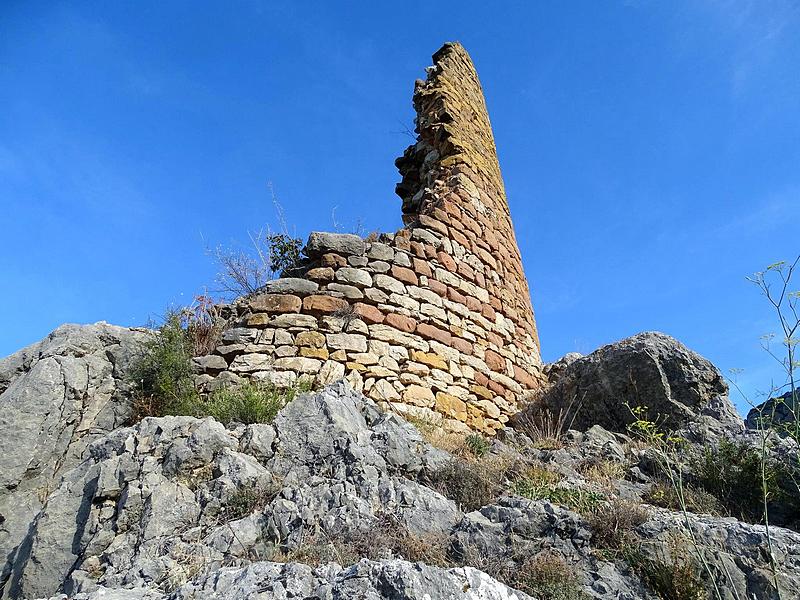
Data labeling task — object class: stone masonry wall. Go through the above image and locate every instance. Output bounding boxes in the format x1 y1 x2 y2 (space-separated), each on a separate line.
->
194 43 544 435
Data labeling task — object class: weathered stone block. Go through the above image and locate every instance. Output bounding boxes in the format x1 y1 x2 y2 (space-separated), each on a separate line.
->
326 283 363 299
390 265 418 285
367 242 395 261
353 302 384 324
295 331 326 347
435 392 468 421
305 232 366 257
336 267 373 288
416 323 452 345
384 313 417 333
317 360 346 385
410 350 447 370
259 278 319 296
249 294 302 314
373 274 405 294
270 314 318 329
403 384 435 408
302 294 349 314
326 333 368 353
273 357 322 373
306 267 335 281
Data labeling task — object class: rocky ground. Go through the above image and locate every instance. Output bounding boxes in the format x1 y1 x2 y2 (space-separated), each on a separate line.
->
1 324 798 599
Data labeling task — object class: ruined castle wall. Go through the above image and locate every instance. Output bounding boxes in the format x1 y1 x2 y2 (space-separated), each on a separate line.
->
195 43 544 435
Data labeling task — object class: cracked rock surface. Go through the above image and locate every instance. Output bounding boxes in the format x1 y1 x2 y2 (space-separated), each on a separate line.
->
0 323 150 589
1 324 799 600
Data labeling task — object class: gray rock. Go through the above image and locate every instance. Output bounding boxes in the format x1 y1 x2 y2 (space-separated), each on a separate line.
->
304 232 366 258
746 389 799 432
3 382 456 598
0 322 150 590
258 278 320 296
171 559 536 599
517 332 743 435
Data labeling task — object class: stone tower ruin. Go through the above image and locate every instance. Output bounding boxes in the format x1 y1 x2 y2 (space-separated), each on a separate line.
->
196 42 544 434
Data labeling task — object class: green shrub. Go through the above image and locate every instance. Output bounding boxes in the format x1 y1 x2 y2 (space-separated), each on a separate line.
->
586 497 649 551
644 481 724 517
428 456 512 512
513 553 589 600
623 543 706 600
512 466 604 514
221 480 280 521
691 438 777 523
465 433 490 458
174 380 311 425
129 311 199 419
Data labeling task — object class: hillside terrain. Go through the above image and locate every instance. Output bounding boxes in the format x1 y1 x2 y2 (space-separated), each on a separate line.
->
1 323 798 599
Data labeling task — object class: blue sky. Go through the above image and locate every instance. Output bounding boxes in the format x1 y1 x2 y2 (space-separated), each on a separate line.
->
2 2 799 412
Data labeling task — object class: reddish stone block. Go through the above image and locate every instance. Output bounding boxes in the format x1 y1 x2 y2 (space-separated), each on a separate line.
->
385 312 417 333
488 379 506 395
320 253 347 268
413 258 432 278
249 294 301 314
481 304 496 321
302 294 349 314
465 296 482 312
447 287 466 305
427 279 447 297
449 228 470 249
419 214 449 236
437 251 457 272
416 323 452 345
307 267 335 282
394 235 411 251
423 244 437 260
475 371 489 387
391 265 418 285
353 302 384 324
457 262 475 281
410 241 427 258
487 332 504 347
432 207 451 225
515 366 537 389
451 337 473 355
484 349 505 372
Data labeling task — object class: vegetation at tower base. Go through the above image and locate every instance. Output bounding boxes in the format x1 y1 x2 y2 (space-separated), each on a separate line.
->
1 43 800 600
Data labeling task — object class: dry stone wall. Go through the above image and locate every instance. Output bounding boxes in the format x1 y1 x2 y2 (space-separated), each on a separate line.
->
195 42 544 435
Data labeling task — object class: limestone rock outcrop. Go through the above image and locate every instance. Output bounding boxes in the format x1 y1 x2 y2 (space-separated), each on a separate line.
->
0 322 150 588
2 325 799 599
517 332 744 436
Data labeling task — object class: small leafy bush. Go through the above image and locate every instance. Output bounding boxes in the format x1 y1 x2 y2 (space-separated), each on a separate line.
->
586 497 649 550
428 456 512 512
512 466 604 514
465 433 490 458
690 438 778 523
623 542 706 600
515 393 582 450
274 514 450 567
644 481 724 517
221 480 280 521
129 310 200 419
173 380 310 425
515 553 589 600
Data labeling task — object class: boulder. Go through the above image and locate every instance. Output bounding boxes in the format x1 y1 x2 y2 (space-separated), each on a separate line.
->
516 332 743 435
746 389 799 432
